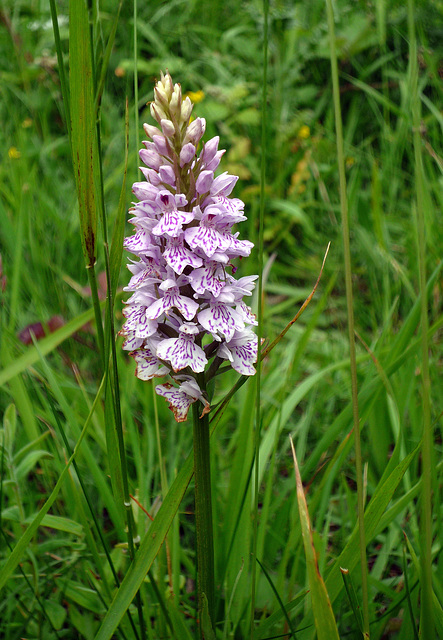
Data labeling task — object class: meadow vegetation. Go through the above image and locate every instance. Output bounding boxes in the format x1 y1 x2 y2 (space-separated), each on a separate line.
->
0 0 442 638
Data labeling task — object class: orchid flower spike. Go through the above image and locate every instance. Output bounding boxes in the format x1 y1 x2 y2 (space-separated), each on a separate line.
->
120 71 258 421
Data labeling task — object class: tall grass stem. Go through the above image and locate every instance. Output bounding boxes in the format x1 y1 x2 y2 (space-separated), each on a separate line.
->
133 0 140 151
325 0 369 634
106 329 146 638
7 182 24 333
49 0 71 132
407 0 434 636
251 0 269 635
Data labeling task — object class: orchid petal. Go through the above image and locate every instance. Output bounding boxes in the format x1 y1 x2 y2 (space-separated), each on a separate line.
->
198 303 244 341
131 347 169 380
156 335 207 373
155 383 195 422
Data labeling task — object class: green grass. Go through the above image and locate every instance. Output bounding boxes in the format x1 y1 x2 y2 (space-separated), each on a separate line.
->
1 0 442 638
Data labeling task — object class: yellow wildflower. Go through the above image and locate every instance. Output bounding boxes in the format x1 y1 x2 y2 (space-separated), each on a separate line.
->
186 90 205 104
297 125 310 140
8 147 21 159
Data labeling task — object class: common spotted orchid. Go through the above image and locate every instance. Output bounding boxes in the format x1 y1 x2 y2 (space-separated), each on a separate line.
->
120 72 258 422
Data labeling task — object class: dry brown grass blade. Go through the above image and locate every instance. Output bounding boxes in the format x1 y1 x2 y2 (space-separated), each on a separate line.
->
261 242 331 359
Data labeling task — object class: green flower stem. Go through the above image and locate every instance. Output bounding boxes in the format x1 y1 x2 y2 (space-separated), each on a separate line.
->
192 396 215 635
325 0 370 635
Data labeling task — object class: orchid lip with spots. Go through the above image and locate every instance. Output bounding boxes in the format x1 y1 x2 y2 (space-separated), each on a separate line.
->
120 71 258 422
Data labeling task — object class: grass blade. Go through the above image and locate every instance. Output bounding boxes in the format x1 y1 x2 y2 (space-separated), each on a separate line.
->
49 0 70 132
108 99 129 304
253 591 307 640
0 307 95 387
403 536 420 640
325 0 369 632
251 0 269 632
256 557 298 639
340 567 366 636
69 0 105 361
0 374 106 592
94 449 194 640
69 0 97 271
407 0 434 636
290 437 340 640
94 2 123 115
324 443 420 605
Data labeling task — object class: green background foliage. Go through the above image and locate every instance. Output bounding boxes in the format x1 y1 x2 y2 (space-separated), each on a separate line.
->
0 0 442 638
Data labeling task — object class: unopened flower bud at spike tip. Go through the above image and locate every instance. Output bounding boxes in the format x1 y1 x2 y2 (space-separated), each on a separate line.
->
121 71 258 422
180 96 193 124
160 71 174 99
154 86 169 110
150 102 167 124
169 87 182 118
160 119 176 137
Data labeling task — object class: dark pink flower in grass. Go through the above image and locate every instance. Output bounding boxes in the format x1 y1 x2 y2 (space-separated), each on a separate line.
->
121 71 258 421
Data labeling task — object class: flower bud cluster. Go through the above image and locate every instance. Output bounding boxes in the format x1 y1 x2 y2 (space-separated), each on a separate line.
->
120 72 258 422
